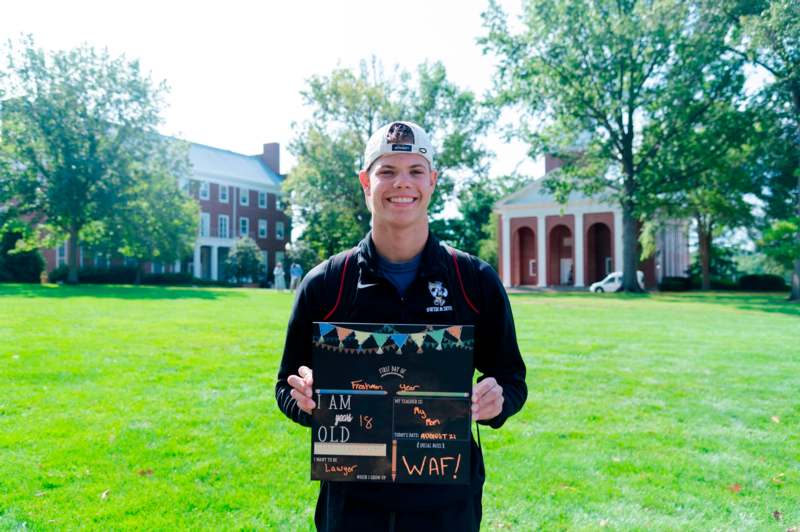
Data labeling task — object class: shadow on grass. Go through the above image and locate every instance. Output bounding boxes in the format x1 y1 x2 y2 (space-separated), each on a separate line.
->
0 283 248 300
654 291 800 318
507 289 800 317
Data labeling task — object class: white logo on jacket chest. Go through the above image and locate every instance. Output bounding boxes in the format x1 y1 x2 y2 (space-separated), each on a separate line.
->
426 281 453 313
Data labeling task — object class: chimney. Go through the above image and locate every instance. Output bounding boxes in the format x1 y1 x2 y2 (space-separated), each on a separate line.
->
261 143 280 175
544 153 565 174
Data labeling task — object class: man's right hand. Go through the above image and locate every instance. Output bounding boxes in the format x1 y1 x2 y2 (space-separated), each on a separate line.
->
287 365 315 414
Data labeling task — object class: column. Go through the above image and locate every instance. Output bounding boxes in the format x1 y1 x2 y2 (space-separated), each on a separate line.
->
211 245 219 281
174 260 181 273
502 215 511 287
537 215 547 287
193 245 202 278
574 213 584 287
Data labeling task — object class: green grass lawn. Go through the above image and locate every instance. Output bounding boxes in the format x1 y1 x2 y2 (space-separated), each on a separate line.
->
0 284 798 530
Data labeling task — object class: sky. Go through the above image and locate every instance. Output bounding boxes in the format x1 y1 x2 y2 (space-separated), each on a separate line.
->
2 0 542 178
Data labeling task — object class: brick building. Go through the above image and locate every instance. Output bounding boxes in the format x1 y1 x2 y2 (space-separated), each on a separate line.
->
495 155 689 289
42 141 291 282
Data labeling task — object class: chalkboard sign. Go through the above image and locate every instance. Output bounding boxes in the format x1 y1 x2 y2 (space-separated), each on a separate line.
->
311 322 474 485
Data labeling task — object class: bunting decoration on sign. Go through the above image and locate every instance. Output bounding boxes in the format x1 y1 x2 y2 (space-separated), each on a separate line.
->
313 323 471 353
372 333 390 354
336 327 352 348
354 330 371 352
428 328 445 350
390 333 408 351
410 332 427 353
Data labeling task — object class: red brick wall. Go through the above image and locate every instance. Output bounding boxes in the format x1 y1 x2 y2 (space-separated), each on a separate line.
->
198 184 290 267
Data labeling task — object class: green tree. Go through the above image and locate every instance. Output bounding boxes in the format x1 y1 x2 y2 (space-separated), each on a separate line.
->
641 104 757 289
447 173 528 258
105 138 198 284
481 0 744 291
225 236 264 284
0 37 171 284
760 218 800 274
284 239 322 277
284 59 492 259
735 0 800 299
0 226 45 283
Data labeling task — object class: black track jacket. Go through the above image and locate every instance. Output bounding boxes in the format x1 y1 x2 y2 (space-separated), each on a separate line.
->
275 232 527 512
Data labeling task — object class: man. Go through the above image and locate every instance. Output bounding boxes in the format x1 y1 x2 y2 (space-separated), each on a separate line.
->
289 262 303 291
276 121 527 531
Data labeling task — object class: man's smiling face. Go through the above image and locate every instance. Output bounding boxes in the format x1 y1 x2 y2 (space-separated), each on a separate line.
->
359 153 438 231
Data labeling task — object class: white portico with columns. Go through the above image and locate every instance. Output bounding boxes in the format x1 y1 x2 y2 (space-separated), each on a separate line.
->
495 177 688 289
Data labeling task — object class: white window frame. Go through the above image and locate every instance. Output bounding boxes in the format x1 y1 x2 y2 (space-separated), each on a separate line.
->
258 219 267 238
218 214 230 239
219 184 229 203
258 191 267 209
261 250 268 274
199 181 210 200
200 212 210 237
239 188 249 206
239 216 249 237
275 251 285 267
57 242 67 267
276 221 285 240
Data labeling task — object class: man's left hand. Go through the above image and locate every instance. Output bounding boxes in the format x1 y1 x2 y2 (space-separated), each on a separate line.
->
472 377 504 421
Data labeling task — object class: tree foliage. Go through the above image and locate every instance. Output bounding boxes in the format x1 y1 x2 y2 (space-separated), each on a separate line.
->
481 0 744 291
0 227 45 282
0 37 188 284
447 173 529 258
225 236 264 284
284 58 492 259
640 103 758 289
734 0 800 299
760 217 800 271
103 138 198 284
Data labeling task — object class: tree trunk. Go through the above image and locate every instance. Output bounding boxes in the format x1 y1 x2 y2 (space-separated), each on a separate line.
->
792 172 800 301
67 227 80 284
622 202 642 292
788 83 800 301
135 260 144 285
621 146 643 293
697 217 712 291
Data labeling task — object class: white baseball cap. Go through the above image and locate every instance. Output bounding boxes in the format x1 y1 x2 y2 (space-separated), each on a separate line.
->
362 121 434 171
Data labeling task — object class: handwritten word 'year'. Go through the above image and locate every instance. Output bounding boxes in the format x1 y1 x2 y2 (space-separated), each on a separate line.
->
334 413 352 426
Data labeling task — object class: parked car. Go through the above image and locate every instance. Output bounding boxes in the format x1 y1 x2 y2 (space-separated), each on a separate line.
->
589 271 645 292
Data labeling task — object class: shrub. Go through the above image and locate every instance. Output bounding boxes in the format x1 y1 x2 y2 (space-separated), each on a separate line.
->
49 266 138 284
738 274 788 291
49 265 234 287
658 276 692 292
225 237 265 284
0 231 45 283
